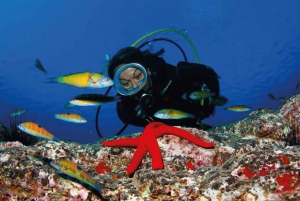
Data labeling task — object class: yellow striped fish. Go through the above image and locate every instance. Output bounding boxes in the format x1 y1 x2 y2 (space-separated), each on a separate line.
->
154 109 195 119
50 157 103 194
46 72 114 88
224 105 251 112
18 122 60 141
54 113 87 123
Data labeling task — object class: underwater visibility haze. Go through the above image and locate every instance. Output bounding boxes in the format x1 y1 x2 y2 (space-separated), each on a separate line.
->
1 1 300 144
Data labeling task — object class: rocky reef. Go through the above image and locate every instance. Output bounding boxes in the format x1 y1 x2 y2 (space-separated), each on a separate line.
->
0 94 300 201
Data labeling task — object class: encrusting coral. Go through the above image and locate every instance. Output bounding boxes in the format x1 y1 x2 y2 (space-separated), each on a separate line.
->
0 93 300 200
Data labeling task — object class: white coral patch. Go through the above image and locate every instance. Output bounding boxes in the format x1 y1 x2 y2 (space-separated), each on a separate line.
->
121 149 134 158
127 194 143 201
218 145 236 154
249 183 280 200
38 171 48 178
4 141 23 148
78 188 89 200
203 188 221 200
96 148 109 160
48 174 56 187
181 177 196 186
231 168 240 177
70 188 79 197
0 154 10 162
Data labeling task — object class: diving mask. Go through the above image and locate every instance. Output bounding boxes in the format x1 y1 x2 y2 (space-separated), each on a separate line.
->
114 63 148 96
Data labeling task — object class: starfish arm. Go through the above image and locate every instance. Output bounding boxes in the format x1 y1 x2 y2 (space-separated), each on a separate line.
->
146 121 165 129
147 138 164 170
102 137 140 147
156 125 214 148
125 143 148 175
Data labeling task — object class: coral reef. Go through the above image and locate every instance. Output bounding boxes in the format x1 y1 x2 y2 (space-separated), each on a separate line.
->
0 93 300 200
278 93 300 145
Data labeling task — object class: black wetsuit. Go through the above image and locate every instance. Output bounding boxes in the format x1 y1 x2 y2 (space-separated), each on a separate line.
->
116 56 220 128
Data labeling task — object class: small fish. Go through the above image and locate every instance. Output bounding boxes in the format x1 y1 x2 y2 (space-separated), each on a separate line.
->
50 157 103 194
69 94 121 106
212 95 229 106
190 90 212 100
277 96 288 102
46 72 114 88
55 113 87 123
64 102 75 109
268 93 277 100
296 80 300 90
154 109 195 119
182 87 214 106
100 54 110 74
105 53 110 61
224 105 251 112
11 109 26 116
35 59 47 74
18 122 60 141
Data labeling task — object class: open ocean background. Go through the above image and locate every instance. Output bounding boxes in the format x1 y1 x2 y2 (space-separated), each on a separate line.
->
1 0 300 144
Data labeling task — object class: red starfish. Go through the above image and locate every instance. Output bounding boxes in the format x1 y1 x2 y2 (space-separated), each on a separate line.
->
102 122 214 175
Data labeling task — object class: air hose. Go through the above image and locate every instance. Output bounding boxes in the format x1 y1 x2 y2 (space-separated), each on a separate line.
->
131 28 200 64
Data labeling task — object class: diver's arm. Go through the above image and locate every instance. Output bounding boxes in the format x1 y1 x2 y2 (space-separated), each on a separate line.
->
176 62 220 97
116 99 148 127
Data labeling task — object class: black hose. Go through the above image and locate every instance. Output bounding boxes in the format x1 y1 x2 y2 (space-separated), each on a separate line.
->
137 37 188 62
95 86 112 138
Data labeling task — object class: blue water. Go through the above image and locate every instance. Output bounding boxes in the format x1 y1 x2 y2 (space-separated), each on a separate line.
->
1 1 300 144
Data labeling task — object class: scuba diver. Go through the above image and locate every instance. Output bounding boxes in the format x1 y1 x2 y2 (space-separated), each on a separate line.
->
106 46 228 130
94 28 229 138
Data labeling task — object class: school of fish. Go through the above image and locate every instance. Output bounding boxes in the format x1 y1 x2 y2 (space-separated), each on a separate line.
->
9 57 298 199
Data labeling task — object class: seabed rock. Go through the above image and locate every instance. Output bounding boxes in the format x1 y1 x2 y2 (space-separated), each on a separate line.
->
1 94 300 200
